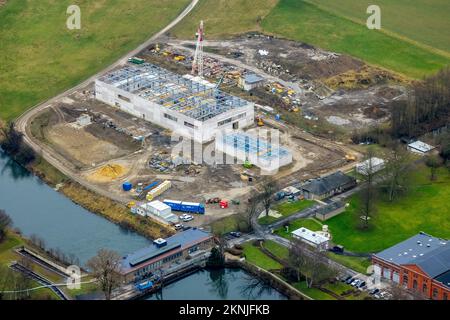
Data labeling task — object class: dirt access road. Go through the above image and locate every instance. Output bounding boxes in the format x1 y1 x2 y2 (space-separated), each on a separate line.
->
14 0 200 204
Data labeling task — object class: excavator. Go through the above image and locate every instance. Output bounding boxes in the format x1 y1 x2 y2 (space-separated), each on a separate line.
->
255 116 264 126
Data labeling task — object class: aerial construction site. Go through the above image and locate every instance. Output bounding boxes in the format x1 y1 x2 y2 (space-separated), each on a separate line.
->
25 19 407 229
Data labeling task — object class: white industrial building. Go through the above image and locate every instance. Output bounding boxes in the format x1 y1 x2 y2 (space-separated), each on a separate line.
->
356 157 385 176
134 200 178 225
238 73 265 91
407 140 435 155
95 63 255 143
215 131 293 174
292 227 330 251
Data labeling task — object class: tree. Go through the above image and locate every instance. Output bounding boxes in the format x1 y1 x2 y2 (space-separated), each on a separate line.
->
438 132 450 161
86 249 121 300
207 247 225 268
358 148 378 229
238 195 260 233
259 178 277 217
425 154 442 181
383 143 411 201
288 238 338 288
0 122 35 165
0 209 12 242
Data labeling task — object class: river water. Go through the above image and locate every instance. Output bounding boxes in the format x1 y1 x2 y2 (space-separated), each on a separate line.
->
0 151 286 299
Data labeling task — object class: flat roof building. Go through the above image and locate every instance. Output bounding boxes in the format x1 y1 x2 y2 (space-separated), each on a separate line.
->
292 227 330 251
239 73 265 91
120 228 213 283
215 131 293 174
95 63 255 143
356 157 385 176
372 232 450 300
407 141 435 155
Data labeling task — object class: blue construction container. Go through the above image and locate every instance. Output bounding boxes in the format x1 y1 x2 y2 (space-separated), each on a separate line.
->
122 182 132 191
163 200 205 214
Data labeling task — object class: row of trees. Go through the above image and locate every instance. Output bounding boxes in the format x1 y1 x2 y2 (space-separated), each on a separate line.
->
0 210 12 242
391 67 450 139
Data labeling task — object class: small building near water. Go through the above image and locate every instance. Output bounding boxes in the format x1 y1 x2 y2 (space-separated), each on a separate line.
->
134 201 178 225
292 227 330 251
119 228 214 283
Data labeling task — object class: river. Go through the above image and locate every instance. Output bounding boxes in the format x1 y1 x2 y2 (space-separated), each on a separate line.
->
0 151 286 300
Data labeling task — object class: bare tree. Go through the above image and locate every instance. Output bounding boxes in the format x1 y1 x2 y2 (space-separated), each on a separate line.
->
86 249 122 300
238 195 260 232
383 143 411 201
0 209 12 242
358 148 378 229
259 178 278 217
288 238 338 288
425 154 442 181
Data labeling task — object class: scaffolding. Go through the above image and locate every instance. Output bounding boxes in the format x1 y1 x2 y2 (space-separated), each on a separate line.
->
98 63 249 122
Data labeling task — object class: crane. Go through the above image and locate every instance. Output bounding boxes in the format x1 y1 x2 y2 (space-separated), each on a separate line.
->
192 20 204 78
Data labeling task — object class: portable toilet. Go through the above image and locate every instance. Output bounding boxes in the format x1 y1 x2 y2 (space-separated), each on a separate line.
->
275 114 281 121
122 182 133 192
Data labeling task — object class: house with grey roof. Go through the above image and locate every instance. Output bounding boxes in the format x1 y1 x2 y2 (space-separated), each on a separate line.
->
238 73 265 91
300 171 356 200
372 232 450 300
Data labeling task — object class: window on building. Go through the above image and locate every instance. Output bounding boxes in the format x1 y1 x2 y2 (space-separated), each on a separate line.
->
164 113 178 122
432 288 439 299
423 283 428 293
413 280 418 290
443 292 448 300
402 274 408 286
184 121 195 129
218 118 232 127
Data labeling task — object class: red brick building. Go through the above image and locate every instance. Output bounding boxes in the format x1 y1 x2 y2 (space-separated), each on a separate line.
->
372 232 450 300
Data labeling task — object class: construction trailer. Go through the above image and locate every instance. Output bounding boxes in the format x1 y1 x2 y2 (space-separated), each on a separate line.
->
95 63 255 144
163 200 205 214
146 180 171 201
133 201 179 225
215 131 293 174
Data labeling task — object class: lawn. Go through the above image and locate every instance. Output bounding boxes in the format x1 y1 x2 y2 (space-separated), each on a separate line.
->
242 242 283 270
326 252 371 275
261 0 450 78
274 217 323 239
308 0 450 55
293 281 336 300
259 199 315 225
0 0 191 121
325 165 450 253
263 240 288 260
171 0 279 39
0 232 58 300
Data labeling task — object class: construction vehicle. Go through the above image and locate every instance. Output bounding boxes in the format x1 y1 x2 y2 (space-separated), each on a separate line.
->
255 116 264 127
345 154 357 162
174 55 185 61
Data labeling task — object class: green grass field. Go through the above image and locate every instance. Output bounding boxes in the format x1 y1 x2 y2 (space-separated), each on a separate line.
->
325 165 450 253
308 0 450 55
171 0 278 39
261 0 450 78
259 199 315 225
242 242 283 270
0 0 190 121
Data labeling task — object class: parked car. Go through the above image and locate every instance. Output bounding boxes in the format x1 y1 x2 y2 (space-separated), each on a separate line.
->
229 231 242 238
346 277 355 285
351 279 361 287
369 288 380 295
174 224 183 230
180 214 193 222
342 275 352 283
357 281 366 289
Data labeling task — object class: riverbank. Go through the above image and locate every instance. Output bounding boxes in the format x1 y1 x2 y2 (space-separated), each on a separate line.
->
0 124 173 241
